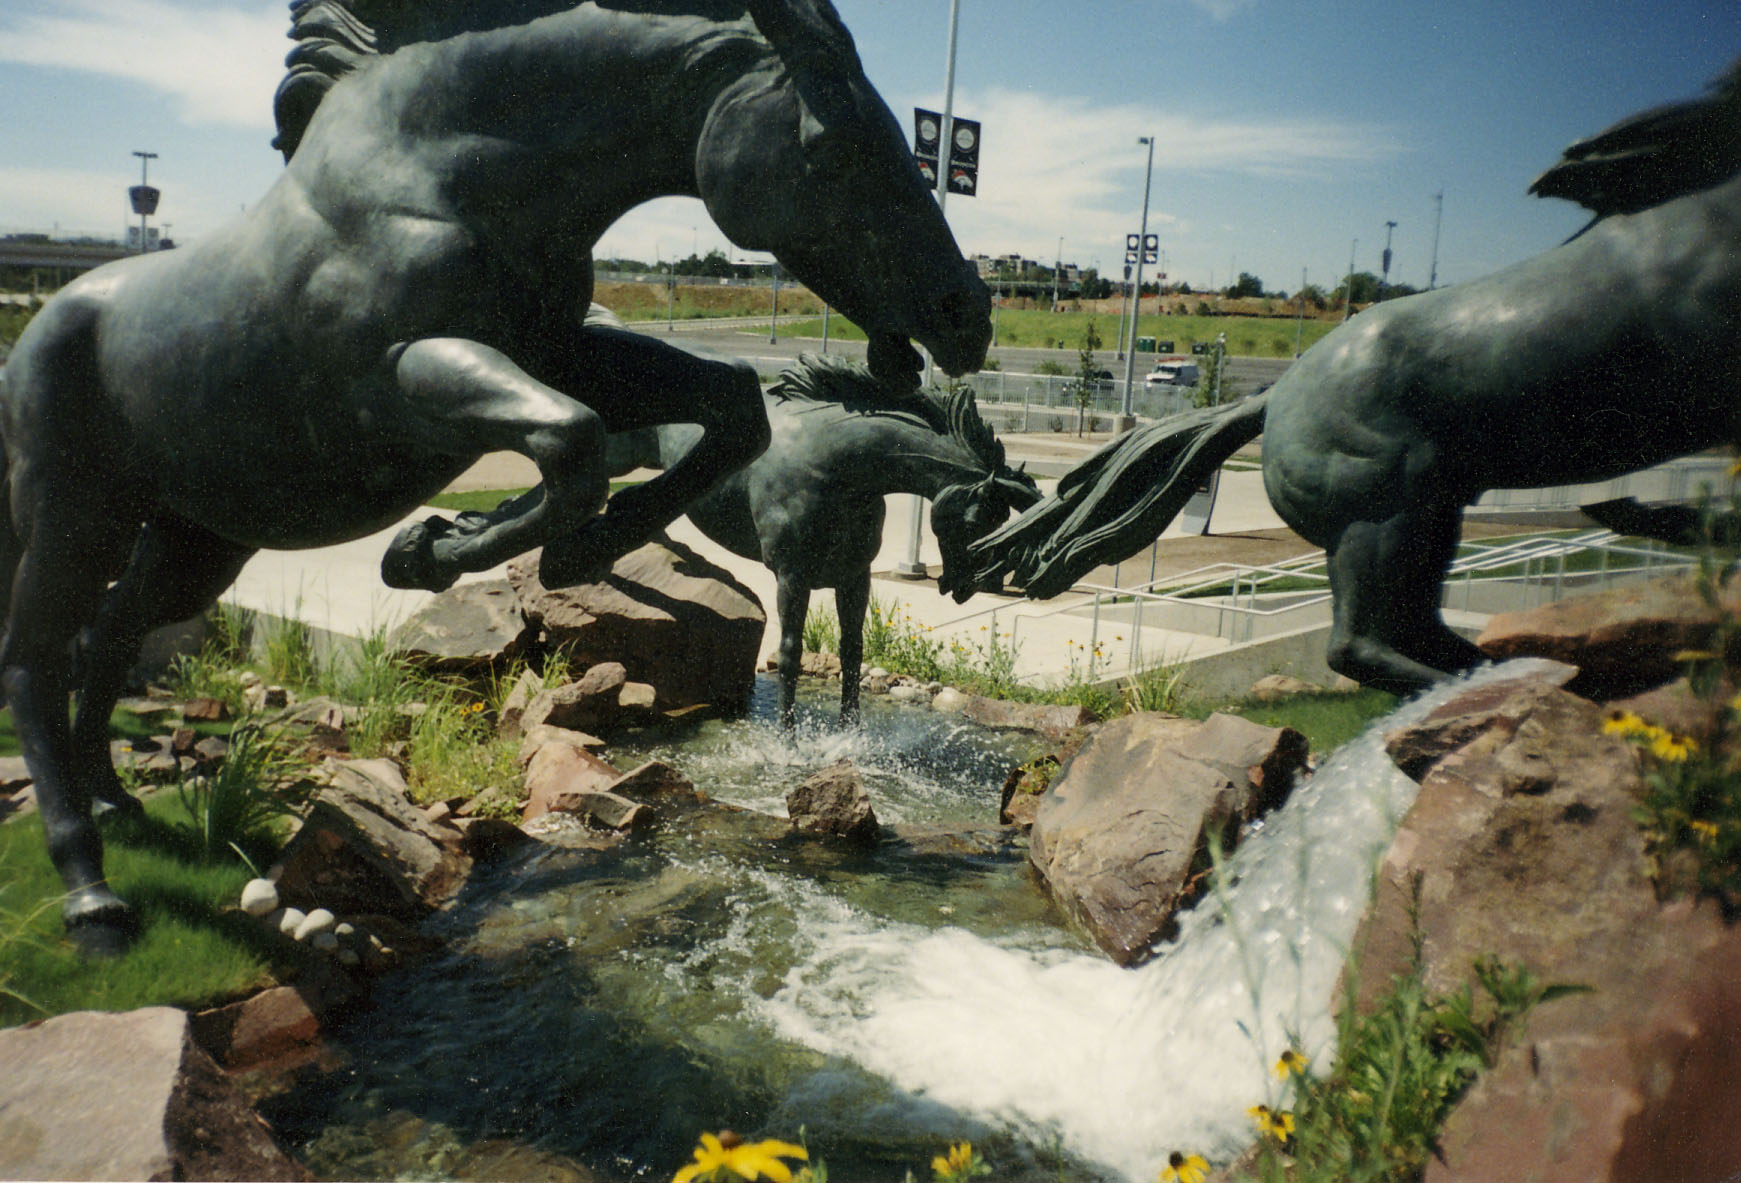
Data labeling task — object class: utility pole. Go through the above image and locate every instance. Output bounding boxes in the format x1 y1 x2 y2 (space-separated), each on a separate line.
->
1428 190 1444 290
1052 236 1062 310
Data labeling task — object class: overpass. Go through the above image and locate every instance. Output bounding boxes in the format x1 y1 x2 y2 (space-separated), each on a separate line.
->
0 239 137 271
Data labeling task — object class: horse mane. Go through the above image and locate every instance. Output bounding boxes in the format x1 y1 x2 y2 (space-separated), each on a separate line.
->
270 0 771 160
1530 56 1741 220
770 354 1011 474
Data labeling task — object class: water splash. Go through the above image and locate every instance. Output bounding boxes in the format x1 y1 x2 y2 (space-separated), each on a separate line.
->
745 662 1552 1180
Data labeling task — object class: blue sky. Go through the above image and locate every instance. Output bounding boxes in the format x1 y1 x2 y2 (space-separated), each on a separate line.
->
1 1 1735 294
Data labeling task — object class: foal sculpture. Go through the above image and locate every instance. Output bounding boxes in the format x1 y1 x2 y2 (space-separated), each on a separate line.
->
607 352 1040 724
0 0 990 945
972 61 1741 694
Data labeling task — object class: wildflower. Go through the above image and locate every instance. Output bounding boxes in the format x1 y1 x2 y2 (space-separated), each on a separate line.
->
1273 1048 1309 1079
1731 692 1741 716
931 1141 990 1181
1159 1150 1209 1183
1649 731 1697 763
1691 819 1720 845
1248 1104 1295 1140
674 1132 808 1183
1602 709 1651 739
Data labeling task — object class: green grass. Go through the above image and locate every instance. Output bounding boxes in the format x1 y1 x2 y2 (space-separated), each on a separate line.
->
1181 688 1399 754
424 482 640 515
773 309 1338 359
0 794 291 1027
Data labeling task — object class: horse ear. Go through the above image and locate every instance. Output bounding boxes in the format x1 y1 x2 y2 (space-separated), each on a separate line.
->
744 0 861 77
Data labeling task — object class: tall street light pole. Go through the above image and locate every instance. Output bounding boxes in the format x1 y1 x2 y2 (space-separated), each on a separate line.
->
1117 135 1156 433
898 0 963 578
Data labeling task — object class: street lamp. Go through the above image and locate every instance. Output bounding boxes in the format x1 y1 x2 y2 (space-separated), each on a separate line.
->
1379 220 1397 299
1117 135 1156 432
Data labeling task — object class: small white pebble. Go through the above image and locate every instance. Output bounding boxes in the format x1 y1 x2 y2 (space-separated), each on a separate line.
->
293 907 337 942
277 907 307 936
239 878 279 916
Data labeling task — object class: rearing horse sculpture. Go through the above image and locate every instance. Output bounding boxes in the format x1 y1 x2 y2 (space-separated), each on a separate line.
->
0 0 990 946
971 61 1741 694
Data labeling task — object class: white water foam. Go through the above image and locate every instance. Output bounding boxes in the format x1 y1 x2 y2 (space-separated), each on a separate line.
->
741 662 1554 1181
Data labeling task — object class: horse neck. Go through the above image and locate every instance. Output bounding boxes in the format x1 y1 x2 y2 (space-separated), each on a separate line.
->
817 408 988 499
412 10 768 238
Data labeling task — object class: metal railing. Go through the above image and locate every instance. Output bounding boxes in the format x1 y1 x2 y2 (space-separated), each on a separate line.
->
927 527 1703 682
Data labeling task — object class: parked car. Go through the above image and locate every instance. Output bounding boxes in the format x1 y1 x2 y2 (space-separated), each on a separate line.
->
1144 359 1200 387
1065 368 1116 396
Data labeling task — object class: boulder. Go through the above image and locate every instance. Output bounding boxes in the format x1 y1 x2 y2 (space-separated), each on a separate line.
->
1028 711 1307 966
801 651 843 678
495 667 544 739
190 986 325 1073
392 578 536 675
1476 573 1741 697
542 788 645 831
522 741 623 823
608 760 703 817
0 1006 309 1181
786 759 881 846
1249 673 1322 701
1358 674 1741 1183
961 694 1099 738
271 757 470 919
931 687 970 714
519 661 657 735
517 723 608 764
508 535 765 713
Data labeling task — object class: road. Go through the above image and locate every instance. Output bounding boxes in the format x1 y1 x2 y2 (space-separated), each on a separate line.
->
632 319 1294 402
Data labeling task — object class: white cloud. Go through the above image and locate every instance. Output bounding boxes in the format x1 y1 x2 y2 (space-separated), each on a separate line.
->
599 86 1398 275
1184 0 1259 20
0 0 284 129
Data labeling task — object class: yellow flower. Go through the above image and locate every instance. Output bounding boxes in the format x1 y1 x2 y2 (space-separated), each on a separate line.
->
931 1141 987 1181
1691 819 1720 845
674 1132 808 1183
1273 1048 1309 1079
1602 709 1651 738
1248 1104 1295 1140
1730 692 1741 716
1159 1150 1209 1183
1649 731 1697 763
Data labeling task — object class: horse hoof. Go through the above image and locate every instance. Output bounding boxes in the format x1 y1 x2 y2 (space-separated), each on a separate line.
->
381 519 460 592
64 886 139 956
92 789 145 819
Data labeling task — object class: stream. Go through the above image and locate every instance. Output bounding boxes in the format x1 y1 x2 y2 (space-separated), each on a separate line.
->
272 666 1529 1182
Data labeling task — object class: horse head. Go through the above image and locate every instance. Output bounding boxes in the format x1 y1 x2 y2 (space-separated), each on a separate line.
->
697 0 992 390
933 466 1042 604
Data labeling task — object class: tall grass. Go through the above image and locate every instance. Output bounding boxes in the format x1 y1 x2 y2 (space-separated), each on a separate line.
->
174 723 311 867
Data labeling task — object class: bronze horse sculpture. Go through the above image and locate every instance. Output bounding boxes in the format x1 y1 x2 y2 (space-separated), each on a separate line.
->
972 62 1741 694
0 0 989 946
606 351 1040 724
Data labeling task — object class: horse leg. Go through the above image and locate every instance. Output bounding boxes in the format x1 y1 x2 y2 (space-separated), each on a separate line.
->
1 508 141 947
536 328 769 585
774 572 808 728
835 568 870 727
382 338 608 592
1323 513 1469 695
1389 505 1486 676
69 518 256 813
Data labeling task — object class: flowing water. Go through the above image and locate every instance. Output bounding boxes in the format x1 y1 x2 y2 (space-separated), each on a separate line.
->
276 665 1543 1182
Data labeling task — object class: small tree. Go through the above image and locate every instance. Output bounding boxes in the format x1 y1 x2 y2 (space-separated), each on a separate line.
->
1073 320 1104 436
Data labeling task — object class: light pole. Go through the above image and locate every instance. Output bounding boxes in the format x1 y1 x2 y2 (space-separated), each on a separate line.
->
1428 190 1444 290
1052 236 1062 311
1379 220 1397 299
897 0 963 579
1342 238 1357 322
768 261 781 343
1118 135 1156 432
1293 267 1306 358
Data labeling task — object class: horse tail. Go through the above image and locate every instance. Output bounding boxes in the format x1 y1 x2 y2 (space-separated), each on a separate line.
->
969 394 1269 599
